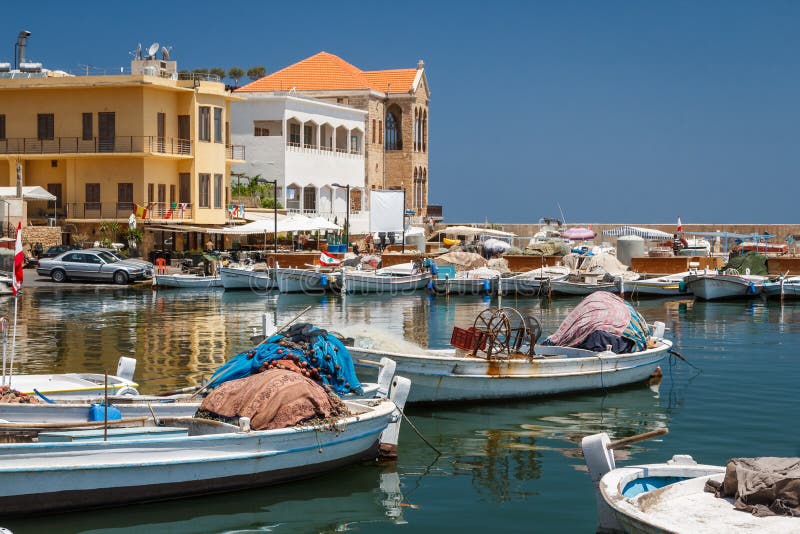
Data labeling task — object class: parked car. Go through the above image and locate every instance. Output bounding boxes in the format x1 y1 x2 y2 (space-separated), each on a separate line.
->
38 244 83 260
86 248 153 270
37 250 154 284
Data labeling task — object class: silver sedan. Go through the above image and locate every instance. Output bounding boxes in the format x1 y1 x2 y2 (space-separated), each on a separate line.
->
37 250 154 284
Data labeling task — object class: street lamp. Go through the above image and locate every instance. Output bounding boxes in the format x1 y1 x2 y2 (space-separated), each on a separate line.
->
331 183 350 252
256 178 278 254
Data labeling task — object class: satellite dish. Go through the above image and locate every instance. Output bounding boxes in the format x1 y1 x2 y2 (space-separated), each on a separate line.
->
135 43 142 59
161 47 170 61
147 42 159 57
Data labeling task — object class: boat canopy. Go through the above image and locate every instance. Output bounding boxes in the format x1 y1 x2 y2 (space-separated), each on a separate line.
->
209 214 342 235
602 226 672 240
437 225 516 238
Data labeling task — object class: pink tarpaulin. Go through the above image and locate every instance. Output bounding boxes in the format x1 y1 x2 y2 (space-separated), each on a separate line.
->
562 227 597 240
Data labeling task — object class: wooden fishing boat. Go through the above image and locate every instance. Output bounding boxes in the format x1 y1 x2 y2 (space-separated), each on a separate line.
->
618 272 693 297
275 267 337 293
341 264 432 295
432 275 496 295
155 273 222 288
0 394 406 516
352 305 670 403
2 357 139 399
220 266 274 290
685 272 766 300
500 266 570 296
582 430 797 533
763 276 800 298
0 357 400 424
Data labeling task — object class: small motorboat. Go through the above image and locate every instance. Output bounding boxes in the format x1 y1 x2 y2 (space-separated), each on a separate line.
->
763 275 800 298
275 267 337 293
685 270 767 300
431 267 501 296
500 265 570 296
619 271 694 297
155 273 222 288
550 273 620 296
582 430 799 533
1 357 139 399
220 265 274 291
341 263 432 294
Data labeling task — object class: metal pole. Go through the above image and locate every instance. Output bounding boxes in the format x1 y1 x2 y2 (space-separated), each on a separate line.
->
345 185 350 252
273 179 277 254
402 188 406 253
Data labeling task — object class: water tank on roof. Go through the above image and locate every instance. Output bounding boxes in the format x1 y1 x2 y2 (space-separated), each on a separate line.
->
0 63 10 73
617 235 646 267
19 62 42 72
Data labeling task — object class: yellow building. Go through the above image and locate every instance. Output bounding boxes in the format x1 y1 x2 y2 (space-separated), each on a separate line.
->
0 61 244 248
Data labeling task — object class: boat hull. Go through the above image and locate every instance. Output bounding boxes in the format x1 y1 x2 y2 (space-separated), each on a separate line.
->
0 401 396 515
351 342 670 403
155 275 222 288
763 280 800 298
621 280 692 297
275 268 335 293
432 277 495 295
342 273 432 294
550 280 618 296
220 267 274 290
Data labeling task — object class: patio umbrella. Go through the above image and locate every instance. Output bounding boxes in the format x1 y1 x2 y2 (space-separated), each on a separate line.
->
562 227 596 241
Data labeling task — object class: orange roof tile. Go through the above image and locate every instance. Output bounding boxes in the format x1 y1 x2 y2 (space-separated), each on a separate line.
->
237 52 419 93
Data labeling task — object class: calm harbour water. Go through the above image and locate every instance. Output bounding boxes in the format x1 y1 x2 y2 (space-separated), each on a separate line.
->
3 286 800 533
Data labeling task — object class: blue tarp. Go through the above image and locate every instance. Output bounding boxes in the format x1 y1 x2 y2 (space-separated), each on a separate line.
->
206 328 363 395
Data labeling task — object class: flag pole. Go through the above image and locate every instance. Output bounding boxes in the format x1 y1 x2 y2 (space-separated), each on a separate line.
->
8 296 18 387
1 317 7 386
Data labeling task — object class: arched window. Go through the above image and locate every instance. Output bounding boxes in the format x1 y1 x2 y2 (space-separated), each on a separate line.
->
422 110 427 152
385 105 402 150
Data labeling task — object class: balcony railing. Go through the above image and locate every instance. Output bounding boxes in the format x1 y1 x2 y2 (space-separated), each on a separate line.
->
65 202 194 221
0 136 192 156
226 144 246 160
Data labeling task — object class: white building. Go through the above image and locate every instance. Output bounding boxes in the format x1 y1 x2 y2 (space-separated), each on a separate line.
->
230 92 368 231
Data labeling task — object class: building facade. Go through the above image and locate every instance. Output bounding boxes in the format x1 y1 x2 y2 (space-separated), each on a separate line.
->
0 57 243 249
230 93 368 230
236 52 430 218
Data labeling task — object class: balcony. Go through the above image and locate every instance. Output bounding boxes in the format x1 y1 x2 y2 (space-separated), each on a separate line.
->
226 144 246 160
65 202 194 221
0 136 192 157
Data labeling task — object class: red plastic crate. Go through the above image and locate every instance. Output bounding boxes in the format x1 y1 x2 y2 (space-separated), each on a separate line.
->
450 326 487 352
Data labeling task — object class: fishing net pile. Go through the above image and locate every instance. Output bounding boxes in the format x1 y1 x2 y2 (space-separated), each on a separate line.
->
0 386 39 404
541 293 649 353
724 252 768 276
196 368 349 431
205 323 363 396
435 251 488 272
706 457 800 517
523 241 567 257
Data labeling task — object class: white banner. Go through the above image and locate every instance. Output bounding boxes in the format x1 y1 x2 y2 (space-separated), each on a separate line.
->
369 190 405 233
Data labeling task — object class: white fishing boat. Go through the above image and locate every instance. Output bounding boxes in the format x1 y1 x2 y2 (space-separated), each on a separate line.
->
763 275 800 298
2 357 139 399
155 273 222 288
351 300 670 403
431 267 502 295
341 264 432 294
500 265 571 296
0 393 406 516
0 357 400 424
550 272 620 296
619 271 694 297
685 271 766 300
275 267 337 293
220 265 274 290
582 430 798 533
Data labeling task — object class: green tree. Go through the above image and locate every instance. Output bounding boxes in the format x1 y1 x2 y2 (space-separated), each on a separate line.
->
209 67 226 80
247 66 266 81
99 221 121 247
228 66 244 86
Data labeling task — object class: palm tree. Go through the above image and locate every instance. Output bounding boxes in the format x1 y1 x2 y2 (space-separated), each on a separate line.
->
247 66 266 81
228 66 244 86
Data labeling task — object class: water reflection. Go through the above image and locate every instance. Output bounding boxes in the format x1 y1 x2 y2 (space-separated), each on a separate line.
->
3 464 407 534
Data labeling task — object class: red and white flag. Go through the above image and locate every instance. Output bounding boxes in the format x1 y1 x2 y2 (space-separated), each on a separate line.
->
677 216 683 233
319 250 341 266
12 222 23 296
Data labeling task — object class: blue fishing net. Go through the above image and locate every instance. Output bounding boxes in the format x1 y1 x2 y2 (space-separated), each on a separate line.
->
206 325 363 395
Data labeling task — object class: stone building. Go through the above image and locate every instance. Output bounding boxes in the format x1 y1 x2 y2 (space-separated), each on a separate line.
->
236 52 430 217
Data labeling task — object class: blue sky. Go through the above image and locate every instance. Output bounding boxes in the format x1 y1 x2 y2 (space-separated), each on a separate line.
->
3 1 798 223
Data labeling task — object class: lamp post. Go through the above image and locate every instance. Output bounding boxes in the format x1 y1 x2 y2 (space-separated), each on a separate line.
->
256 178 278 254
331 183 350 252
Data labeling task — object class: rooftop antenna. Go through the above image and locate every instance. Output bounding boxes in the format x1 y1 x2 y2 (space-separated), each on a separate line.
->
160 46 171 61
130 43 142 60
77 64 103 76
147 42 159 59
